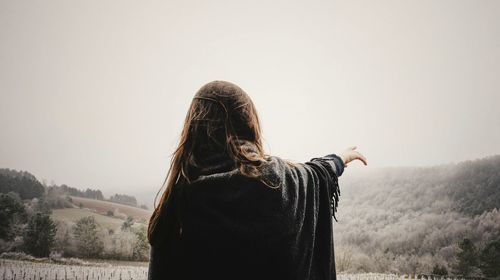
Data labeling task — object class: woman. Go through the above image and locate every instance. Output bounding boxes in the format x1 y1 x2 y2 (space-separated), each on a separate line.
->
147 80 367 280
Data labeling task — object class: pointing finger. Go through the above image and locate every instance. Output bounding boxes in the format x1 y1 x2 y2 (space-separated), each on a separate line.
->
358 154 367 165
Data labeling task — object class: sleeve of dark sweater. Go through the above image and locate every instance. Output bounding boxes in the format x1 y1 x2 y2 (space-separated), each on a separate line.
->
303 153 344 220
282 153 344 280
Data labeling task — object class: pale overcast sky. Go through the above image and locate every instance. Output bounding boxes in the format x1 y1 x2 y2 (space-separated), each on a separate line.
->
1 0 499 205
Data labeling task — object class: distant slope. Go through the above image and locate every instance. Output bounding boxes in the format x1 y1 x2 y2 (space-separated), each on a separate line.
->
443 155 500 215
51 208 125 231
335 155 500 274
69 196 151 221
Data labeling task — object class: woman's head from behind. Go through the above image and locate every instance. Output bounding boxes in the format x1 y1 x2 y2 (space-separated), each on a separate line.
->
148 80 268 243
186 80 265 171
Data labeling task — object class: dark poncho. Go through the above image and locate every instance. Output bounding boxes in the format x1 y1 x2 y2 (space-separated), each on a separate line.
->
148 146 344 280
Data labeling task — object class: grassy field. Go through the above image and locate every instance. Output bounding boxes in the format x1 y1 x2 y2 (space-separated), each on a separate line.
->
69 196 152 221
51 208 126 231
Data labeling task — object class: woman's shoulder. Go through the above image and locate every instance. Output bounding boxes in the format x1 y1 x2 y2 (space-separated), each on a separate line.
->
257 155 305 188
262 155 306 174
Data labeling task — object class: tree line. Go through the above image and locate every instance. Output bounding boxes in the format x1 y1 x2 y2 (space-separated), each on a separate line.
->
0 168 148 209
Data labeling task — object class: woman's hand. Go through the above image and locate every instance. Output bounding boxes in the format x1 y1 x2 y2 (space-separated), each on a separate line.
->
340 146 367 167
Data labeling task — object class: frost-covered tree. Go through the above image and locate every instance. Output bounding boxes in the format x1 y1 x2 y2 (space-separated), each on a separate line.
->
453 238 478 277
479 239 500 277
132 225 149 261
73 216 104 258
0 193 26 240
121 216 134 231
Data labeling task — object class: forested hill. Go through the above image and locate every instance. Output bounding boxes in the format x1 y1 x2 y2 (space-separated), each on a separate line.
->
335 155 500 274
0 169 44 199
341 154 500 215
444 155 500 215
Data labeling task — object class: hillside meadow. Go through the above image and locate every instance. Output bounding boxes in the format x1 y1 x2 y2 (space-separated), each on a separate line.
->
68 196 151 222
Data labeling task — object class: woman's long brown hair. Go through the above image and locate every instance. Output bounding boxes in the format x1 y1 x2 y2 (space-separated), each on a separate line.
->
147 80 272 243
